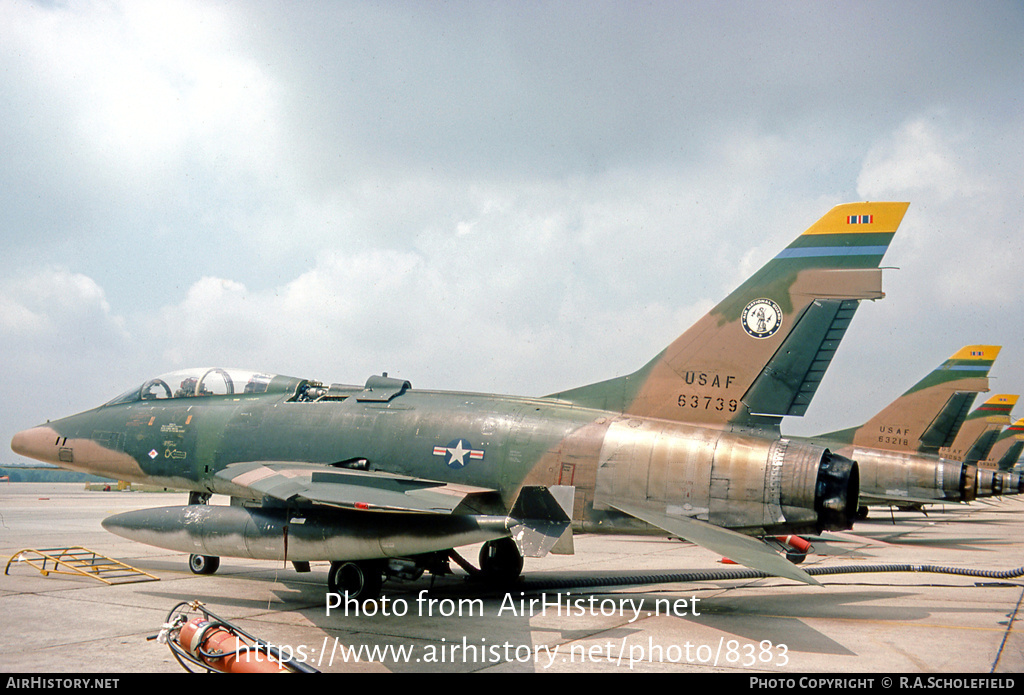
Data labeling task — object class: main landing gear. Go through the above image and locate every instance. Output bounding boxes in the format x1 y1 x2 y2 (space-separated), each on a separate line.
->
327 560 384 601
477 538 524 583
328 539 526 602
444 537 524 586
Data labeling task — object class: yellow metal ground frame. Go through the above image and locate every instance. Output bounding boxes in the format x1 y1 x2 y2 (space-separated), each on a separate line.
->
5 546 159 585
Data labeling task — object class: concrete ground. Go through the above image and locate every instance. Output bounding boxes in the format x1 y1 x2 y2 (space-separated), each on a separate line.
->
1 483 1021 674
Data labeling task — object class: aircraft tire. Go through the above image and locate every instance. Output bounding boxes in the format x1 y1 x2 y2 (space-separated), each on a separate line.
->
189 554 220 575
478 538 523 583
328 560 383 601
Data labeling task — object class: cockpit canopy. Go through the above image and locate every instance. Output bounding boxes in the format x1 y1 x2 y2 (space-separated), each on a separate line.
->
105 368 294 406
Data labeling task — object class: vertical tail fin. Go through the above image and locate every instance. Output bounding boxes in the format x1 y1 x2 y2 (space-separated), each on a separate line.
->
818 345 1001 453
550 202 909 430
940 394 1017 464
983 419 1024 470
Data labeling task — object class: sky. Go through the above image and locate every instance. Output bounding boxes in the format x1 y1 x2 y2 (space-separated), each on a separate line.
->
2 0 1023 461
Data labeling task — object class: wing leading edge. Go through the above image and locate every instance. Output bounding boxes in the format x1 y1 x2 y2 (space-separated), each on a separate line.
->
215 461 496 514
215 461 575 560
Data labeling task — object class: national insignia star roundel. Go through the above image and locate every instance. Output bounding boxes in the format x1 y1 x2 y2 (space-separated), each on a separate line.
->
741 298 782 339
432 438 485 469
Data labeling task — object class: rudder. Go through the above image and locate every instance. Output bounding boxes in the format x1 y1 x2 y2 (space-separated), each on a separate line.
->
551 202 909 430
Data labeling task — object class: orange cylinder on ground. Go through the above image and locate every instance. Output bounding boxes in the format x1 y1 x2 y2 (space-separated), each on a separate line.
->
178 618 288 673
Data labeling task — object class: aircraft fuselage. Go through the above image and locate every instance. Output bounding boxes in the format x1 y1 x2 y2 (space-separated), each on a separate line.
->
11 375 854 538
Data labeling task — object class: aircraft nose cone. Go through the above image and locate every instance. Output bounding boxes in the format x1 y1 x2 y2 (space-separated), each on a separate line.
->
10 426 59 463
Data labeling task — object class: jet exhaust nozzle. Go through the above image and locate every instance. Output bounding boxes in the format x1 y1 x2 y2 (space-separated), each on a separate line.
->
960 464 978 502
975 468 999 498
813 451 859 532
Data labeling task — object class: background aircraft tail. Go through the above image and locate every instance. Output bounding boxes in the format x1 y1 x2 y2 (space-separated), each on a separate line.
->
940 394 1017 464
550 202 909 431
818 345 1001 454
983 418 1024 470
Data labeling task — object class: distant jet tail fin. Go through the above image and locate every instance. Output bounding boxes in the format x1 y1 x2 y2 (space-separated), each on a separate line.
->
985 419 1024 470
940 394 1017 464
818 345 1001 453
550 202 909 430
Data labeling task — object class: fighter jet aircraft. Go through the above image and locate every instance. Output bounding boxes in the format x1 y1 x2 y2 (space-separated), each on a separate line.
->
939 394 1018 496
979 418 1024 494
799 345 1000 515
983 418 1024 469
10 202 908 599
939 394 1017 466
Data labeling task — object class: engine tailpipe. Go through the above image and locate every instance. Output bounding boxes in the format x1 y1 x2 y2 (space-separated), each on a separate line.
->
961 464 978 502
814 451 859 532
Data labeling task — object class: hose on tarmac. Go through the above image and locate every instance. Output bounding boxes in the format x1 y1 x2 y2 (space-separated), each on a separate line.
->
515 563 1024 592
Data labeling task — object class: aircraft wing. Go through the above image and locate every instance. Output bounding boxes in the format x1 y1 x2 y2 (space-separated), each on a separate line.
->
610 502 819 585
215 461 496 514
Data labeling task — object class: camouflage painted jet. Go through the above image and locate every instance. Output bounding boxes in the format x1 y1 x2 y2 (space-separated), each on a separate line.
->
938 394 1018 497
10 202 908 599
978 418 1024 495
797 345 1001 515
939 394 1018 466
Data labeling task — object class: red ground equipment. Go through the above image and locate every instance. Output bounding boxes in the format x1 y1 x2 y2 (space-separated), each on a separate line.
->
157 600 319 673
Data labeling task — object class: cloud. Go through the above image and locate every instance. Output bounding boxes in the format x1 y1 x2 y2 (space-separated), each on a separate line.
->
2 2 1022 464
0 267 130 420
0 0 288 296
0 267 127 341
787 113 1024 436
3 2 278 172
855 114 1023 309
857 115 986 202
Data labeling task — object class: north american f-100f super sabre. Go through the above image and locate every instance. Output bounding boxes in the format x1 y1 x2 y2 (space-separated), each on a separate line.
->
11 202 909 599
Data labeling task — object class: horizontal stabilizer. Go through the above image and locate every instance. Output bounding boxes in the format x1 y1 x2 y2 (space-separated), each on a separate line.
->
610 502 819 585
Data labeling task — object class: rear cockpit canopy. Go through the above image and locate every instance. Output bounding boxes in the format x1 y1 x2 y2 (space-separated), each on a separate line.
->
104 368 293 406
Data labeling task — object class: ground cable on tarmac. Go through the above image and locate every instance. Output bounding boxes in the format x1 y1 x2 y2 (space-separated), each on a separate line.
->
514 563 1024 592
